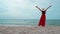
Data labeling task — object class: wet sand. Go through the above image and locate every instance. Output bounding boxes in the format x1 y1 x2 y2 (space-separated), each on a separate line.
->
0 26 60 34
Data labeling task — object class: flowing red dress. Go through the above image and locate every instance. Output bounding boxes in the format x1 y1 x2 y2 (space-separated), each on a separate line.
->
38 11 46 27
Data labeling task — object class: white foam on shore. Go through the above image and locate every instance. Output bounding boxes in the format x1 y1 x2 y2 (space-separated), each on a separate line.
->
0 24 38 27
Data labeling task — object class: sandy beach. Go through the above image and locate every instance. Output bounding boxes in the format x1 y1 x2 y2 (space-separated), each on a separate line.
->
0 25 60 34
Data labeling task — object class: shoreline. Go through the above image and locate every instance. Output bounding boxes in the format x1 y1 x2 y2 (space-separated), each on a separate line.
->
0 26 60 34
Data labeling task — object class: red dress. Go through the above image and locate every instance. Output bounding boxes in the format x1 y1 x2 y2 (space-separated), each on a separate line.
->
38 11 46 27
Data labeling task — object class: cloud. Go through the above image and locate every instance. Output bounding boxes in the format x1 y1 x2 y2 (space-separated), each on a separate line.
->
0 0 53 19
0 0 60 19
3 0 35 9
34 0 52 8
0 0 36 19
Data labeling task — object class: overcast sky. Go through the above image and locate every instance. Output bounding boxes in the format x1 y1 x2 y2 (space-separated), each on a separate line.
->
0 0 60 19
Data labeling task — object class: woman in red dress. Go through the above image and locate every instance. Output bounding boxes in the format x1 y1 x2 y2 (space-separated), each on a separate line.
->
35 5 52 27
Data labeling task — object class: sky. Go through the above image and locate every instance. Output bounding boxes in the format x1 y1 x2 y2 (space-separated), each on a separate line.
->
0 0 60 19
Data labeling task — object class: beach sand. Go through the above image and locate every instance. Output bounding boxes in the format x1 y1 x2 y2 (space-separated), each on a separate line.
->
0 26 60 34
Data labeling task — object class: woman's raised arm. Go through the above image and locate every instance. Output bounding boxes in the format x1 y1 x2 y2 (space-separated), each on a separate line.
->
45 5 52 11
35 6 42 11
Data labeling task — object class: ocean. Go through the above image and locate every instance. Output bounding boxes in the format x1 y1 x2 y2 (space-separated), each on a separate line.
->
0 19 60 26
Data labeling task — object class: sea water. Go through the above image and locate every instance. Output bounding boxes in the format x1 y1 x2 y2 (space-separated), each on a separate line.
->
0 19 60 26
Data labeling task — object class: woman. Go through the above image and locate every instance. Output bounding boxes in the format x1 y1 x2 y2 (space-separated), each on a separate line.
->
35 5 52 27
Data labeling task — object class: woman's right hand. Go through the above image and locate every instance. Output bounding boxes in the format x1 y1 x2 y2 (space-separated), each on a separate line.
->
49 5 52 7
